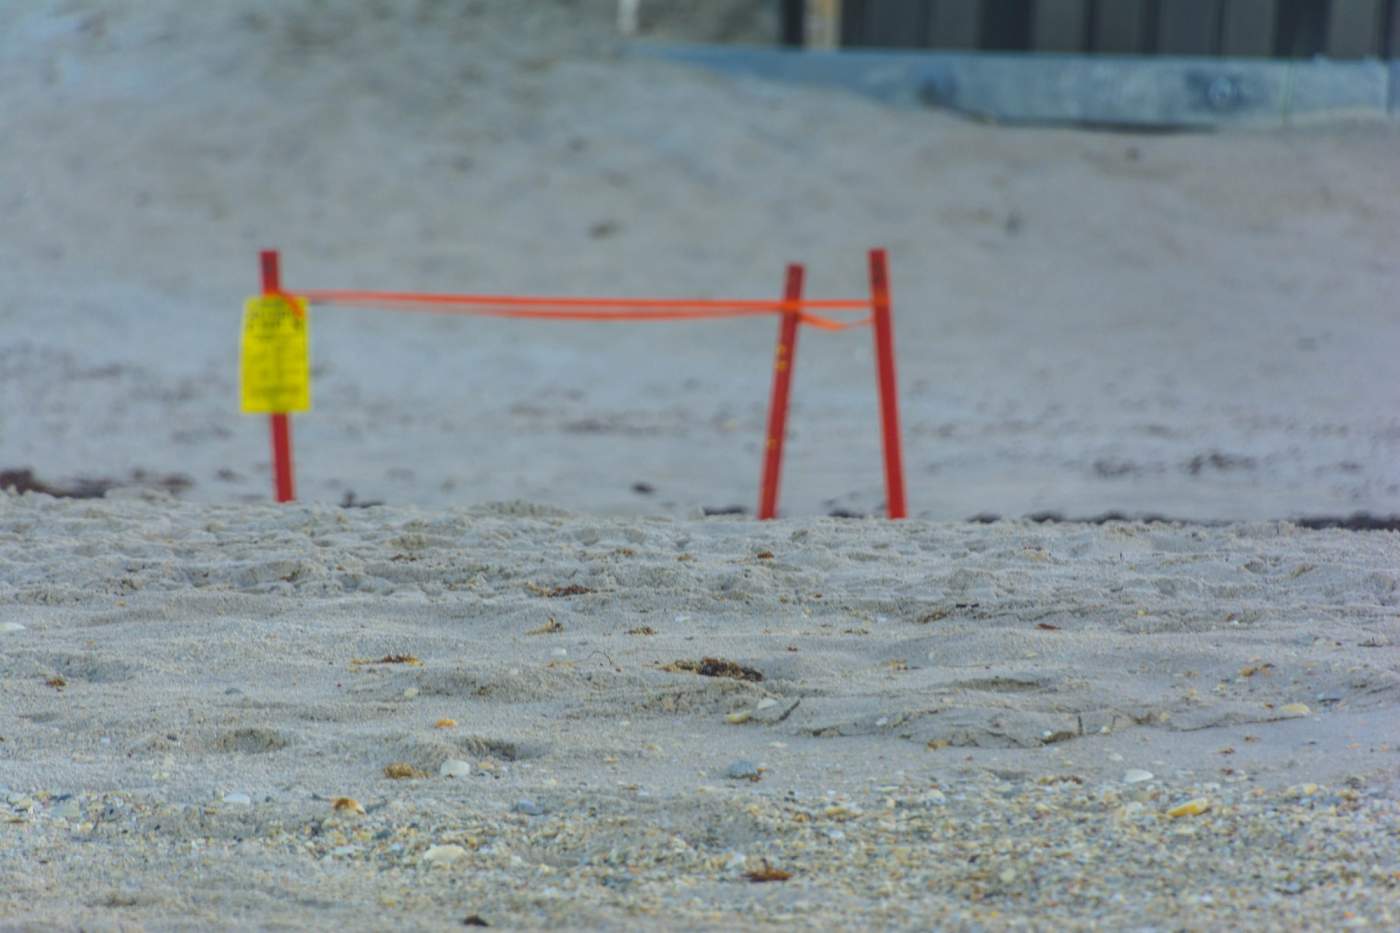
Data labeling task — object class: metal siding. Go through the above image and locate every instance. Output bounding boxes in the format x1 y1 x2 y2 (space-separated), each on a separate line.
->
1221 0 1278 56
1093 0 1150 53
980 0 1034 50
1033 0 1089 52
1157 0 1225 54
836 0 1393 58
863 0 931 48
928 0 982 48
1327 0 1383 57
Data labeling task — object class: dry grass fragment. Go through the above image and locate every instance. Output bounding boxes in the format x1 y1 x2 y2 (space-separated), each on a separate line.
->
744 860 792 883
384 762 426 780
351 654 422 667
528 582 596 598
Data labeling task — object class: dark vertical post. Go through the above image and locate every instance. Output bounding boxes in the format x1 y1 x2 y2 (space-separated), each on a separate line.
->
758 264 805 520
868 249 906 519
1275 0 1329 57
781 0 805 46
261 250 295 503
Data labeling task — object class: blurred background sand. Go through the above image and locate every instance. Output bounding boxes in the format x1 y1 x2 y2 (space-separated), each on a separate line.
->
2 0 1396 520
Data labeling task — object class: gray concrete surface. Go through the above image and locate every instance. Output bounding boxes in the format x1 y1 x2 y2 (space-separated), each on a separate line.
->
644 44 1398 127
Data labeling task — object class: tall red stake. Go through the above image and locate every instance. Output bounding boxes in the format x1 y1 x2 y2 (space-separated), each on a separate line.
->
868 249 906 519
261 250 295 503
758 264 805 519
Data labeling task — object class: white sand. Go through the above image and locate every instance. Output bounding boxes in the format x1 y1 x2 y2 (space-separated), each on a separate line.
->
2 1 1399 928
2 493 1399 928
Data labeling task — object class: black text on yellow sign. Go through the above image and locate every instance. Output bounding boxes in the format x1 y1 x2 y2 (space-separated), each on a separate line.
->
240 295 311 414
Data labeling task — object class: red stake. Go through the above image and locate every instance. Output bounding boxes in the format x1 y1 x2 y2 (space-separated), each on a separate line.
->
261 250 295 503
758 264 805 520
868 249 906 519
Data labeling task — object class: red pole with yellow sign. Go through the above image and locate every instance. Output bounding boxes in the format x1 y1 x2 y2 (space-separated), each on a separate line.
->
241 250 308 502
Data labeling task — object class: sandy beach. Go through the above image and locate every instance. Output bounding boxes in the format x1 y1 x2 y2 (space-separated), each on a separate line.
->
2 1 1399 929
2 493 1398 929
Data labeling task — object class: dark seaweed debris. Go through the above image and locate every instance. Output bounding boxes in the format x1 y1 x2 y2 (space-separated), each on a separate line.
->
1293 514 1400 532
0 467 191 498
971 511 1400 531
662 657 764 682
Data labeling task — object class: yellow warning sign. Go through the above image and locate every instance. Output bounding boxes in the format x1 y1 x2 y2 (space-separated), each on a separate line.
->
240 294 311 414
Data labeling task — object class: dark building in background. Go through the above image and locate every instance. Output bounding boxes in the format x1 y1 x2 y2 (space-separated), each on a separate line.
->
783 0 1400 59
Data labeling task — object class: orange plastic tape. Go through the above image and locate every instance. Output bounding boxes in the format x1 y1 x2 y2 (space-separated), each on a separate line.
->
301 289 870 311
298 290 873 331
